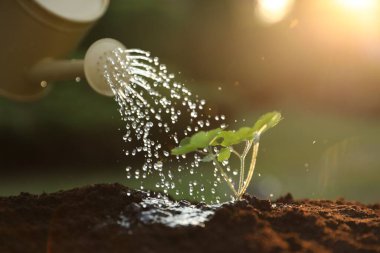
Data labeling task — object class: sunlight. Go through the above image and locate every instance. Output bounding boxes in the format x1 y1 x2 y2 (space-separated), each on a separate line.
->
255 0 295 24
333 0 380 34
336 0 378 13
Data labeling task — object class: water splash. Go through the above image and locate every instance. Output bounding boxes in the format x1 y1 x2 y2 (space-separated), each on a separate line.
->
118 196 216 229
104 48 228 203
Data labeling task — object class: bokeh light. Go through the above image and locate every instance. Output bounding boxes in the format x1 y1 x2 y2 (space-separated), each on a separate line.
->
255 0 295 24
336 0 378 13
333 0 380 32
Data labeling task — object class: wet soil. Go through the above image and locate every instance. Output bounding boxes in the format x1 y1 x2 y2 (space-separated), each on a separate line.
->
0 184 379 253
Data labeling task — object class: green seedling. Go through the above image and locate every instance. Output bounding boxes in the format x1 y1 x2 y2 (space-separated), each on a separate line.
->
171 111 282 200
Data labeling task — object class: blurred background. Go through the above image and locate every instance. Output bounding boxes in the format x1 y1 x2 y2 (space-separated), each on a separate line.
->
1 0 380 203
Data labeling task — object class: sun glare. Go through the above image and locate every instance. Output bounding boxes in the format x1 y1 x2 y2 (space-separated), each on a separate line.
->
333 0 380 33
256 0 295 24
336 0 378 13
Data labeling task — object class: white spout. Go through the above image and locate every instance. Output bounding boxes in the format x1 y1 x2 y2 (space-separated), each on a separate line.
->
28 38 126 97
84 38 126 96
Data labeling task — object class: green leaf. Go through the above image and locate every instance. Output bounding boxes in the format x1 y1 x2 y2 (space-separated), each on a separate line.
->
236 127 255 141
211 127 255 147
211 130 239 147
204 128 223 145
191 128 222 148
201 154 215 162
217 147 231 162
171 144 197 155
190 131 209 148
252 111 282 135
171 112 282 156
171 128 222 155
179 137 191 146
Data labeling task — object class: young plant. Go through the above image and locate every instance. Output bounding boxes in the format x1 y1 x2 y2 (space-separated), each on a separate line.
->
171 111 282 200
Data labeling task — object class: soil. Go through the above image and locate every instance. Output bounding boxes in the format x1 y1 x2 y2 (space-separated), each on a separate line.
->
0 184 379 253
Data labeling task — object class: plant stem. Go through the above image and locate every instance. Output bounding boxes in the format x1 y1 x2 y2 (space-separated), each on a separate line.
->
230 147 240 159
230 146 244 193
238 141 260 199
238 140 253 195
209 148 238 197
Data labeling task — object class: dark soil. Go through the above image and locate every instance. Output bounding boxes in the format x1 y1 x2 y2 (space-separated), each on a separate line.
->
0 184 379 253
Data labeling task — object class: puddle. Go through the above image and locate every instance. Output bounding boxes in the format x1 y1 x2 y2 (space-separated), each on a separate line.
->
118 197 218 228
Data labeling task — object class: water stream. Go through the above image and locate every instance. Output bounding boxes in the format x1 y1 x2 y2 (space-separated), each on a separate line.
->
104 48 230 203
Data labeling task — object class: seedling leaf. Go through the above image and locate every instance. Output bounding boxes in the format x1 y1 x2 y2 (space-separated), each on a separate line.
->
171 128 222 155
236 127 255 140
211 127 255 147
171 143 197 155
251 111 282 135
191 128 221 148
217 147 231 162
211 130 240 147
201 154 215 162
190 131 209 147
179 137 191 146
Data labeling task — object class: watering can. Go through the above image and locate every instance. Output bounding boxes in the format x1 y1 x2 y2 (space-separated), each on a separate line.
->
0 0 126 101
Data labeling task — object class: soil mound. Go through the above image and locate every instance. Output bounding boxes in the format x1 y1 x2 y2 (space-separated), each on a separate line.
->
0 184 379 253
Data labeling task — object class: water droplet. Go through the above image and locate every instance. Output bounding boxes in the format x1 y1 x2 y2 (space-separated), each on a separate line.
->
40 81 48 87
134 170 140 179
154 161 163 171
190 111 198 118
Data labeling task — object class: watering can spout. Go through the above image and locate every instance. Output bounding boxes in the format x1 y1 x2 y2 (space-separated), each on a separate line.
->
84 38 127 96
28 59 85 87
28 38 126 97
